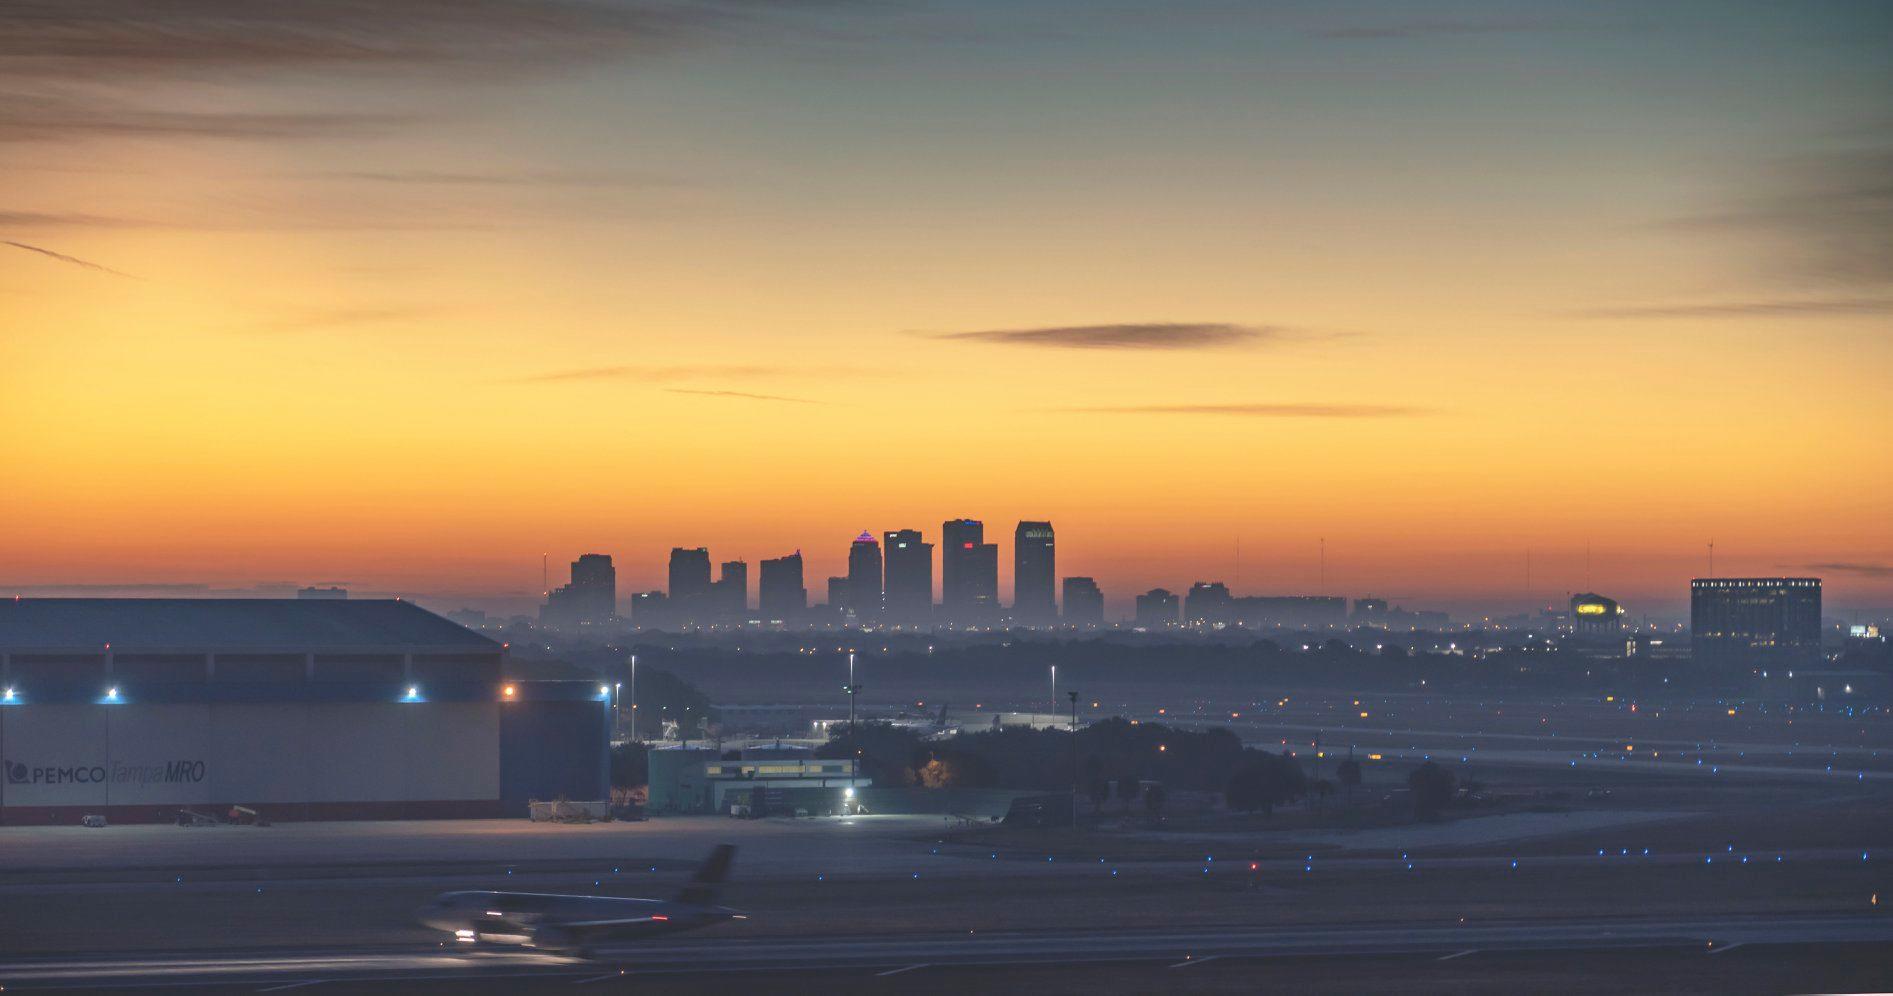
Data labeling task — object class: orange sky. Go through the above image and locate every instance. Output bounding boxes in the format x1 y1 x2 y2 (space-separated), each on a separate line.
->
2 2 1890 617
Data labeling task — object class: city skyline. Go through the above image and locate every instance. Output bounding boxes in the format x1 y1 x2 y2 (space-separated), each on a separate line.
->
3 2 1889 616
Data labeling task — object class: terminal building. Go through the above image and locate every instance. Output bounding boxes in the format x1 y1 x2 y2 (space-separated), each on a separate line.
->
1690 578 1823 668
0 599 608 825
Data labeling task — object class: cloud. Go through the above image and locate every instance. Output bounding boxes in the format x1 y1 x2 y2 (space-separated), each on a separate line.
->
925 322 1280 350
0 1 740 78
1313 18 1556 40
665 388 824 405
1794 562 1893 579
0 209 152 228
250 306 444 333
510 364 796 384
1 239 134 277
1669 145 1893 289
508 363 867 384
1047 403 1431 418
309 169 674 188
0 2 835 143
1574 298 1893 319
0 94 402 144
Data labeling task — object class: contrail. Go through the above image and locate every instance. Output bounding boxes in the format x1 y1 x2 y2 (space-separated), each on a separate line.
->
3 240 135 278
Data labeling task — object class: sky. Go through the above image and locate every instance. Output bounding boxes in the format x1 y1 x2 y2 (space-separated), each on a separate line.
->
2 1 1890 619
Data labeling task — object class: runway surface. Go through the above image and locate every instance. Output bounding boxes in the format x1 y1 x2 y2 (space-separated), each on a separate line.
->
4 912 1890 989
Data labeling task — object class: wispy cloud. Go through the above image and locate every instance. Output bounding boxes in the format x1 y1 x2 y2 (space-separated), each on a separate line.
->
1047 403 1431 418
309 169 675 188
2 239 134 277
1667 144 1893 290
1792 562 1893 578
1574 298 1893 319
508 363 868 385
925 322 1284 350
0 2 837 144
510 364 794 384
0 94 402 144
1313 18 1556 40
665 388 824 405
250 306 443 333
0 1 731 78
0 209 152 228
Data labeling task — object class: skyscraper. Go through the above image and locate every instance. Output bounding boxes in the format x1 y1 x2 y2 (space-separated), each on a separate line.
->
1061 576 1103 627
1013 521 1057 625
883 529 933 624
668 547 712 600
1135 588 1181 628
1183 581 1232 626
714 560 748 619
1691 577 1822 667
846 530 883 619
758 552 807 619
941 518 997 624
541 553 617 628
668 547 712 625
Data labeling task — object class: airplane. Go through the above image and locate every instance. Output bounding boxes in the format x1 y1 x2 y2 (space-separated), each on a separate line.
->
416 844 742 956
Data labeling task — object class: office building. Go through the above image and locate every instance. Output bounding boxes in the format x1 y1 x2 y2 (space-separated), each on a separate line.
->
541 553 616 628
1231 596 1348 630
668 548 712 601
846 531 883 619
941 519 998 625
1184 581 1233 626
1691 577 1822 667
667 547 713 626
882 529 933 624
758 552 807 620
1013 521 1057 625
0 599 607 825
714 561 748 619
1135 588 1181 629
1061 577 1103 627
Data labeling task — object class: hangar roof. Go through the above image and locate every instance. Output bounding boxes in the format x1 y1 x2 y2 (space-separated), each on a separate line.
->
0 599 498 652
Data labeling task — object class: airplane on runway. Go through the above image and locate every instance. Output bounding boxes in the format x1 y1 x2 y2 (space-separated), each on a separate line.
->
417 844 742 955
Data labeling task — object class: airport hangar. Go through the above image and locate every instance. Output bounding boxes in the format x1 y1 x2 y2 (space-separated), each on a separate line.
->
0 599 608 825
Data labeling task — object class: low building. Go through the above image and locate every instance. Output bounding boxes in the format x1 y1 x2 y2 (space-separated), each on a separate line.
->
644 745 867 816
0 598 607 825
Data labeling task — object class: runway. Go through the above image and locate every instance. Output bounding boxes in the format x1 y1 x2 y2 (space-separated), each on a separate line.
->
4 912 1890 989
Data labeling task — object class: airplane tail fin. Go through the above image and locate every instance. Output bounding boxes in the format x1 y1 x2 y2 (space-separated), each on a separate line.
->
674 844 736 907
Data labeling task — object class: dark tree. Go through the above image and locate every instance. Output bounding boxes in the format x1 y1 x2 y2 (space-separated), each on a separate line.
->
1336 758 1363 801
1143 782 1167 818
1408 761 1457 821
1225 752 1308 817
1087 776 1111 813
1116 774 1141 814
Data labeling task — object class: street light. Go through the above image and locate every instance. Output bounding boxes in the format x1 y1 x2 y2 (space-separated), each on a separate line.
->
845 652 860 784
1050 664 1057 711
629 654 638 743
1068 690 1079 826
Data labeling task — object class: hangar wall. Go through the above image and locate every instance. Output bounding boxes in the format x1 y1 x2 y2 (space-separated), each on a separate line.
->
2 702 501 818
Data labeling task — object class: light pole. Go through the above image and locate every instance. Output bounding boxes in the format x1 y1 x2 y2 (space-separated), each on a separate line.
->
1068 690 1079 826
629 654 638 743
1050 664 1057 712
613 682 622 740
846 652 859 783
